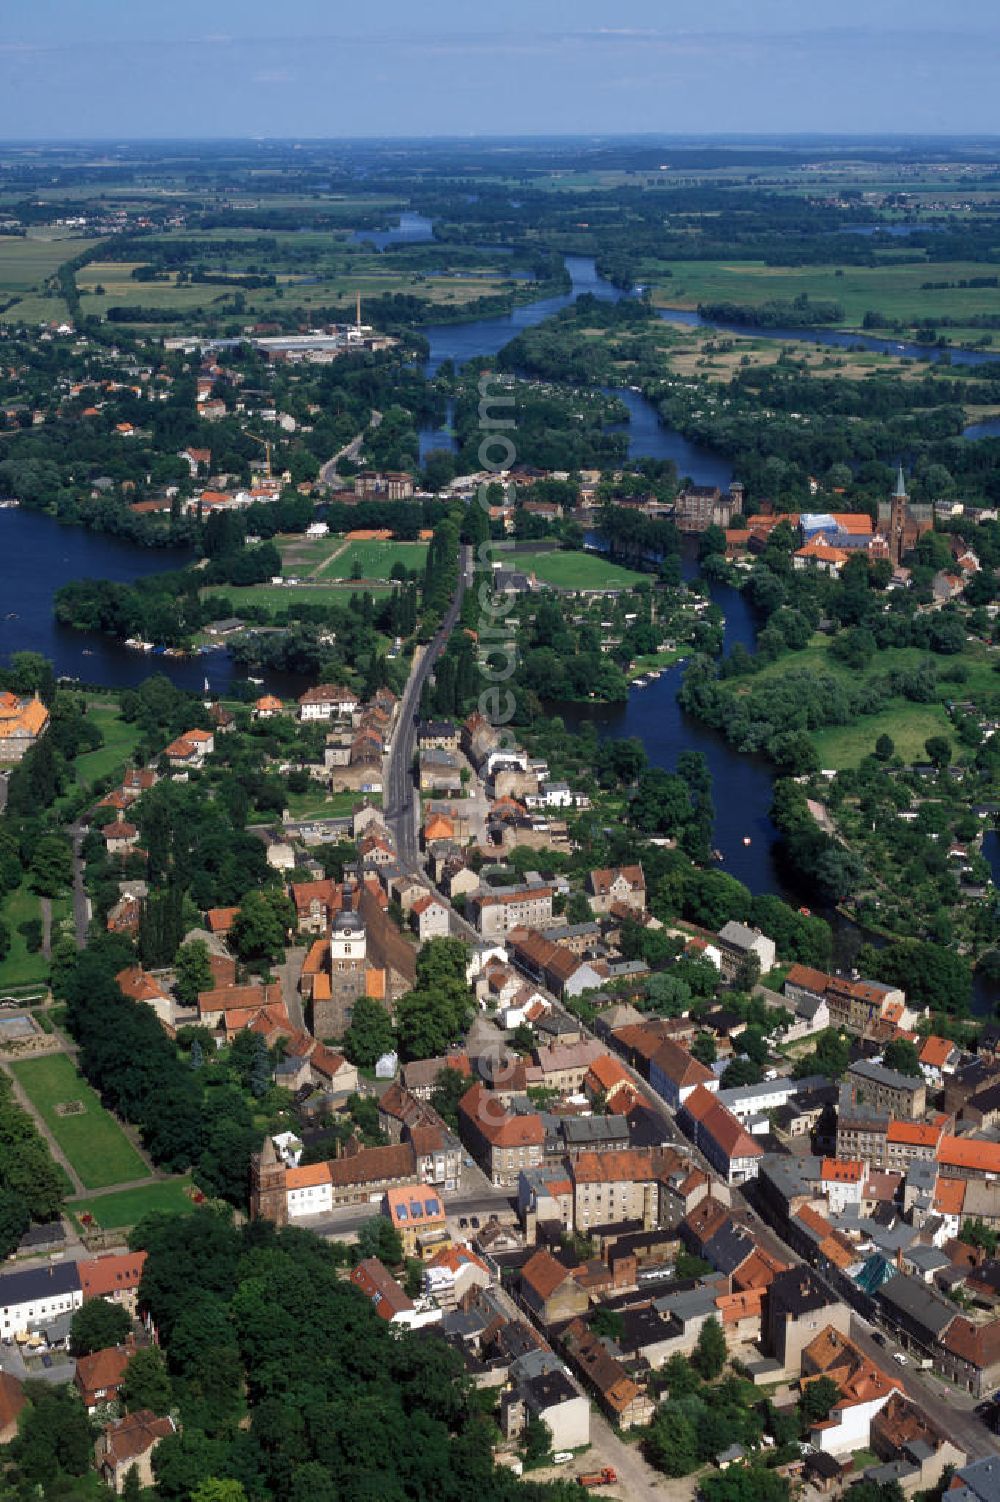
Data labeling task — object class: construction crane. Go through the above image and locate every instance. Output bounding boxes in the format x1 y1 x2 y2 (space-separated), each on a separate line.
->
247 431 273 481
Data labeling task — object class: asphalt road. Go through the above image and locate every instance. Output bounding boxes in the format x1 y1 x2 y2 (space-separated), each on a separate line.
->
319 409 381 487
68 821 90 950
846 1310 1000 1461
385 542 472 871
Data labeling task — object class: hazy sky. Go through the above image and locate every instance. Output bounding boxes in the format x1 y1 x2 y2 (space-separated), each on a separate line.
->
2 0 999 139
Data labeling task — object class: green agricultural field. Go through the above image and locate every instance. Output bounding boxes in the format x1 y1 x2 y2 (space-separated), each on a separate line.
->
646 257 1000 342
0 881 49 990
321 540 428 580
11 1053 147 1190
0 236 98 294
514 550 649 590
70 1178 195 1230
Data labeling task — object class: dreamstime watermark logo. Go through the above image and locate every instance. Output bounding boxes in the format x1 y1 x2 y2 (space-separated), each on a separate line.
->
471 372 523 1104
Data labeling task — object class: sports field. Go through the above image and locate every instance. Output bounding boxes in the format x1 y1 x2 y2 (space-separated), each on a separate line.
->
515 550 648 590
203 582 395 617
321 540 428 580
11 1053 147 1190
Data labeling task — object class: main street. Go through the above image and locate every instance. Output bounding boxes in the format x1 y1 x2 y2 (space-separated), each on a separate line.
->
384 542 472 871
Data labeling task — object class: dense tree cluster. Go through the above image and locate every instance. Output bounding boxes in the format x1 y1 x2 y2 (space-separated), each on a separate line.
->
128 1208 583 1502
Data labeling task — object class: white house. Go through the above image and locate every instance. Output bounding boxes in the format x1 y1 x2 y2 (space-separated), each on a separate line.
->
411 892 451 943
526 782 574 810
820 1159 864 1215
0 1263 83 1337
285 1162 334 1219
298 684 360 722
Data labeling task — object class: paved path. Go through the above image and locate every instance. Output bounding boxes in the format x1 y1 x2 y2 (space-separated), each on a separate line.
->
68 1173 163 1203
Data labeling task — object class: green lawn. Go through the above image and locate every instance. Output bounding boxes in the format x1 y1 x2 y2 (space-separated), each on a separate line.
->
289 788 378 819
515 550 648 590
11 1053 147 1190
748 633 995 769
321 540 428 581
0 881 49 990
70 1177 195 1230
74 704 142 784
812 703 953 770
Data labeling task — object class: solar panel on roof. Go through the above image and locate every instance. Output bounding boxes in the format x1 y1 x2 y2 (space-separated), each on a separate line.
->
396 1204 408 1220
425 1199 440 1215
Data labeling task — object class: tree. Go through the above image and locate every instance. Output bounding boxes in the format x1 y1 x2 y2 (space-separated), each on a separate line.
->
356 1216 403 1267
565 890 593 925
11 1381 94 1488
191 1483 249 1502
691 1031 717 1066
590 1308 625 1341
0 1188 29 1258
430 1064 473 1129
29 833 73 896
120 1344 173 1415
799 1375 841 1426
722 1057 763 1089
647 1408 699 1476
229 889 290 963
414 936 469 991
882 1038 921 1078
701 1469 790 1502
693 1315 727 1379
794 1028 850 1080
521 1414 552 1464
661 1350 701 1397
341 994 395 1066
249 1035 271 1098
874 733 895 761
395 982 471 1062
925 735 952 771
174 939 213 1007
70 1296 131 1356
122 1466 143 1502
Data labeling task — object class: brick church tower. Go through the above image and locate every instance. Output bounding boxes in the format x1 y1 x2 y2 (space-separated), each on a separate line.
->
249 1134 287 1224
889 464 908 568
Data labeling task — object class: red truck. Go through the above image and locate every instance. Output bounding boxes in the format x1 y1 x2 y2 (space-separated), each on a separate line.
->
576 1468 618 1488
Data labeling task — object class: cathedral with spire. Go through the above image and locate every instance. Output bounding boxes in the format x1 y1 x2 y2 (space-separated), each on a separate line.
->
877 465 934 567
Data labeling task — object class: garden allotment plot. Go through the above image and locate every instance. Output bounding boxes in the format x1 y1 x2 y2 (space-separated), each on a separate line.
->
11 1053 146 1190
